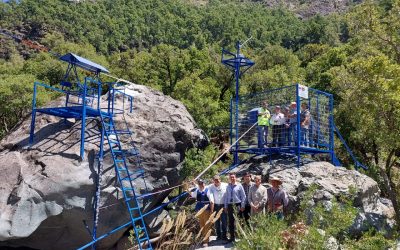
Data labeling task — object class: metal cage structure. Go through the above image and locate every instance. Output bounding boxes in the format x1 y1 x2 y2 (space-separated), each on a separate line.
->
223 41 366 170
230 84 335 167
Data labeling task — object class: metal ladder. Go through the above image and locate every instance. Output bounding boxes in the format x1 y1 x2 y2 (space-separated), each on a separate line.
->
100 112 152 250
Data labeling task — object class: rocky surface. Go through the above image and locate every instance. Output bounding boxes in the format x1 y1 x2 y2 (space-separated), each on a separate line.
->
0 83 207 249
231 155 396 237
253 0 362 18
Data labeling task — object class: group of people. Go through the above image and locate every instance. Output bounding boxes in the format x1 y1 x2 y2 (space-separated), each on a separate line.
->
190 173 288 246
257 101 311 148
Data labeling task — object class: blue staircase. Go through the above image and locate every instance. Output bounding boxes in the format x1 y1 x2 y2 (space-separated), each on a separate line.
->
100 112 152 250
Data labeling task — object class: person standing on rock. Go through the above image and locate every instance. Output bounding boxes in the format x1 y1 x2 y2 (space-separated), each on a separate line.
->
224 173 246 242
208 175 228 241
266 177 288 220
257 101 271 148
240 172 253 225
191 179 214 246
248 175 268 215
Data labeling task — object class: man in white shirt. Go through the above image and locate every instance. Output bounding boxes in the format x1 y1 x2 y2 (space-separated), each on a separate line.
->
207 175 228 241
270 106 286 147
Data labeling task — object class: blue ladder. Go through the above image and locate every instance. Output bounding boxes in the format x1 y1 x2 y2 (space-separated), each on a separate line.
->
100 112 152 250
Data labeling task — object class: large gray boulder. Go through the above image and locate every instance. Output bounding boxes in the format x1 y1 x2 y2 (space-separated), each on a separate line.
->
0 83 207 249
233 155 396 237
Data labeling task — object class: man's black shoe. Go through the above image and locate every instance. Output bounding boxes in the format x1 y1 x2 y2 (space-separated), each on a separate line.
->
228 238 235 242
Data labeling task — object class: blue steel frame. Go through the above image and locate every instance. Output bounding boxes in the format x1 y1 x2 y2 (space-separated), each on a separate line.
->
221 41 255 164
228 83 337 168
28 54 134 160
29 54 152 249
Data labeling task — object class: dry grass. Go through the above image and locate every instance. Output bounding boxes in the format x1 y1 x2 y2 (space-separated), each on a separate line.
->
155 206 222 250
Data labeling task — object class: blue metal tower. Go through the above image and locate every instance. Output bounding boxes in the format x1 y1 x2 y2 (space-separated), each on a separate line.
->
222 43 366 170
221 41 255 165
29 53 153 249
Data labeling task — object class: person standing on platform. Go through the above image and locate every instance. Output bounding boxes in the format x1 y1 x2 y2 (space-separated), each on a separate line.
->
283 106 291 146
191 179 214 246
257 101 271 148
208 175 228 241
224 173 246 242
248 175 268 215
288 102 298 146
300 102 311 146
240 172 253 225
270 106 286 147
266 177 288 220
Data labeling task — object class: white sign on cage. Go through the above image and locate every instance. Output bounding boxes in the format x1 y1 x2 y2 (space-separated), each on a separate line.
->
298 84 309 99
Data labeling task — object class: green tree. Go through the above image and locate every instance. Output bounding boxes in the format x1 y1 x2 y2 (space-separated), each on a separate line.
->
330 54 400 225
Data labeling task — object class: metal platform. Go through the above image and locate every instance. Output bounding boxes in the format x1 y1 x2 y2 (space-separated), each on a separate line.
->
36 106 108 119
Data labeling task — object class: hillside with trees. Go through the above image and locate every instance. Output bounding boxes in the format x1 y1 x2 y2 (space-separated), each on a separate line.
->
0 0 399 248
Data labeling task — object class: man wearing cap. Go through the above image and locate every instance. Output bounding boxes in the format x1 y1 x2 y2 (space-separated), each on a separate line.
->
207 175 228 241
266 177 288 220
257 101 271 148
270 105 286 147
191 179 214 246
224 173 246 242
248 175 268 215
240 172 254 225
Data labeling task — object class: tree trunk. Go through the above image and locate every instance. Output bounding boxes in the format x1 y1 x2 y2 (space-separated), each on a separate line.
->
379 151 400 227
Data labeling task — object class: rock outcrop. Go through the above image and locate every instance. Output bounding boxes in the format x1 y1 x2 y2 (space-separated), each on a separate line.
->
261 0 362 18
231 155 396 236
0 83 207 249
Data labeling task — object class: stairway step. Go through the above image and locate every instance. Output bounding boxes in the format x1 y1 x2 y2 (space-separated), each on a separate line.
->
116 168 128 171
114 130 132 135
129 207 140 212
112 150 125 156
121 171 145 181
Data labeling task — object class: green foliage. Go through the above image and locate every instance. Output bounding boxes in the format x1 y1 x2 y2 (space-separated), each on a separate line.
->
181 145 225 179
244 45 305 93
299 185 358 239
236 185 371 249
0 0 332 54
0 74 52 138
235 213 288 249
344 229 397 250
